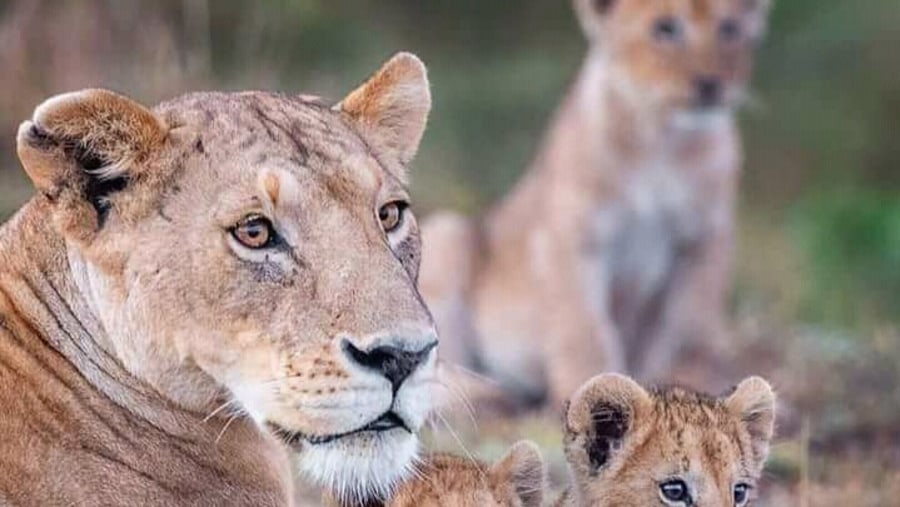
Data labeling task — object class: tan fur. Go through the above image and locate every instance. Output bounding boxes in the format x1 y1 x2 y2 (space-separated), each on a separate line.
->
387 441 547 507
420 0 774 405
0 53 437 506
558 374 776 506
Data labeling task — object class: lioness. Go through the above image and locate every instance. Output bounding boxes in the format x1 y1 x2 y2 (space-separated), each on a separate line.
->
420 0 774 404
557 374 776 506
0 53 437 506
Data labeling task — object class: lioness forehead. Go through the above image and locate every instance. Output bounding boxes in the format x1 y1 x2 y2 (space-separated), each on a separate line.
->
155 91 392 197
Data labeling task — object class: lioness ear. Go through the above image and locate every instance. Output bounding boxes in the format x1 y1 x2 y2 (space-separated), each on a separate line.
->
490 441 546 507
17 89 167 228
725 377 776 470
336 52 431 167
563 373 651 474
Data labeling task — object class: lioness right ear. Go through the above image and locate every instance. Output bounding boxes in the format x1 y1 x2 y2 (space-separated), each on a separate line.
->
563 373 651 474
336 52 431 170
17 89 167 231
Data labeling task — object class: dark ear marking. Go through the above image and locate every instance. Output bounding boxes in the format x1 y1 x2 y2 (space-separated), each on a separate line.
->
587 402 630 471
69 143 128 226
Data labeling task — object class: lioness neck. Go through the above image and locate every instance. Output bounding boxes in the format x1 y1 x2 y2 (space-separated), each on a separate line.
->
0 199 292 506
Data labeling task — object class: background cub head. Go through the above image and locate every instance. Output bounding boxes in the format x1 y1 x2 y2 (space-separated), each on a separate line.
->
16 53 436 502
574 0 774 115
563 374 776 506
387 441 547 507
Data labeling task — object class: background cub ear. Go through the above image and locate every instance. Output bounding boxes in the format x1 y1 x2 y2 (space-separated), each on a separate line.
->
336 52 431 169
725 376 776 470
17 89 168 230
489 440 547 507
742 0 775 42
563 373 651 474
573 0 619 40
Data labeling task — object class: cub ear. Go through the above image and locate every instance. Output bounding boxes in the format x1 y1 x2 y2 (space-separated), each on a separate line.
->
563 373 651 475
489 440 547 507
17 89 167 227
573 0 619 39
336 52 431 168
725 376 776 470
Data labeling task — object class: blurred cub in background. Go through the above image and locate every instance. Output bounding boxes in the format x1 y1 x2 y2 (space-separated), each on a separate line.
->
557 374 776 506
420 0 774 405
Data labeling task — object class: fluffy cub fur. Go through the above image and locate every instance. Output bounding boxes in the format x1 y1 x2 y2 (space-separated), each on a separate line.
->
388 441 546 507
558 374 776 506
420 0 774 405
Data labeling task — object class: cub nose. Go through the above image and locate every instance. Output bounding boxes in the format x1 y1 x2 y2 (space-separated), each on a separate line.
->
694 76 722 106
342 339 437 392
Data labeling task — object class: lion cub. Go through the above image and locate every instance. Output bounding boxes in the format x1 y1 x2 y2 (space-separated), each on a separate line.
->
557 374 776 506
390 441 547 507
420 0 775 404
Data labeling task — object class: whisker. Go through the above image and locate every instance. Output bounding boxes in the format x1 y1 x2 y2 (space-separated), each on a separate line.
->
434 409 488 489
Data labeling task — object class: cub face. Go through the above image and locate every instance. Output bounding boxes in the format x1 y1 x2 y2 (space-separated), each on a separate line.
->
574 0 773 115
16 54 436 503
387 441 547 507
563 374 776 506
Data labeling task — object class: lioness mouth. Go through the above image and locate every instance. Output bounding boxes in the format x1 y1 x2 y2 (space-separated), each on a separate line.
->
270 412 411 449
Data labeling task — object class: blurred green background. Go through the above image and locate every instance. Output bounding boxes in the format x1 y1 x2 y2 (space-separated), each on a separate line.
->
1 1 897 502
0 0 896 334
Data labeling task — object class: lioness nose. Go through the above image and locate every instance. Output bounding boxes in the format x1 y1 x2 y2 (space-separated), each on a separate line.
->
342 340 437 392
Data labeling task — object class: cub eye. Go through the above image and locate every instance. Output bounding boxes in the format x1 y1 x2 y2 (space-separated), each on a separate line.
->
659 479 691 504
733 483 751 505
653 16 683 42
231 215 276 249
719 18 742 41
378 201 407 233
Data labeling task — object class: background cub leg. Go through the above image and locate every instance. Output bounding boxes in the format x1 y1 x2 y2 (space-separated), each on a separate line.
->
634 226 734 387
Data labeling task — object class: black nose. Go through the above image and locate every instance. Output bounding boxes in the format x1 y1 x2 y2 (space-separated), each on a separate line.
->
695 77 722 106
343 340 437 392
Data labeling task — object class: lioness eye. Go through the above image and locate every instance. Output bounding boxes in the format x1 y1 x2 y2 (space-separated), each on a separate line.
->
378 202 407 233
653 16 683 42
733 483 751 505
659 479 691 504
231 215 275 249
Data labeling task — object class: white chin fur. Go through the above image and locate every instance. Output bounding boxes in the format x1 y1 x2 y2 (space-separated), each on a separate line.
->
297 430 419 504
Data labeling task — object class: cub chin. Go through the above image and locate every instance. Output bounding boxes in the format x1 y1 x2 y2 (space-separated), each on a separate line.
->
559 374 776 506
325 441 547 507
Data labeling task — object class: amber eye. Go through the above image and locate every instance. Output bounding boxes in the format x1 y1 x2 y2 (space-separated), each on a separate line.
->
733 483 751 505
231 215 276 249
378 201 407 233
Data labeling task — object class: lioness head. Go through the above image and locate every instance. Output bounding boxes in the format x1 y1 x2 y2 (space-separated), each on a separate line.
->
574 0 773 118
16 53 438 502
563 374 776 506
